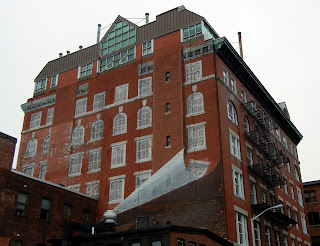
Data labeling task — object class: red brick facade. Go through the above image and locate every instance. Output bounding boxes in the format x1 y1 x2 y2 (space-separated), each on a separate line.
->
16 6 311 246
0 132 17 170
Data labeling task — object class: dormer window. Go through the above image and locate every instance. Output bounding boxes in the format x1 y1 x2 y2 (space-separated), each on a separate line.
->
182 23 202 42
35 79 47 92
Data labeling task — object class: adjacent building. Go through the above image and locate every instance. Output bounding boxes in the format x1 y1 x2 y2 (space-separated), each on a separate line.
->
16 6 311 246
303 180 320 246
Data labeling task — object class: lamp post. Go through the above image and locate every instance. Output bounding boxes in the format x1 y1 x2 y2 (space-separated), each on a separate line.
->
251 204 283 246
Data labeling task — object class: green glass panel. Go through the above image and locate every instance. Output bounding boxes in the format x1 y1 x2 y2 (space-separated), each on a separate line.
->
128 54 134 61
123 21 127 25
196 23 202 33
147 41 152 47
122 32 128 39
116 22 122 29
88 63 92 69
114 60 120 66
109 38 115 46
189 25 195 35
108 46 114 53
122 40 128 47
183 28 189 38
111 25 115 31
107 57 113 63
109 31 115 39
115 43 121 50
129 36 135 44
100 59 106 65
101 49 107 57
128 47 134 54
102 41 108 49
41 79 46 87
123 25 129 32
121 50 127 57
18 193 27 203
129 29 135 37
143 43 146 49
115 29 122 36
114 53 120 60
130 25 134 30
115 35 121 43
107 63 113 69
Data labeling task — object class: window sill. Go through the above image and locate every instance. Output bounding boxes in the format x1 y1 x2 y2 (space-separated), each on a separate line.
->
165 111 171 115
87 169 101 174
231 154 242 161
89 138 103 143
136 125 152 130
186 111 205 117
135 158 152 164
165 145 172 149
112 132 127 137
234 195 246 201
187 146 207 153
68 173 81 177
110 164 126 169
108 200 123 205
305 201 318 204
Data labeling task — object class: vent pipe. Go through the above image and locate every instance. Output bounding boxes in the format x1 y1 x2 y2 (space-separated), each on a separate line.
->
59 53 63 58
145 13 149 24
97 24 102 43
238 32 243 59
66 50 70 55
79 45 83 50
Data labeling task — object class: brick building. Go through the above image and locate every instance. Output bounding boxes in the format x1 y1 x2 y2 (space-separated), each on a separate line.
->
16 6 311 246
0 132 98 246
303 180 320 246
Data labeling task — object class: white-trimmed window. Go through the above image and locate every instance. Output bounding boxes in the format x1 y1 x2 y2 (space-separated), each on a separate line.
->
142 40 153 56
111 141 127 168
30 112 42 129
109 175 125 204
182 23 202 41
100 48 135 71
113 112 127 135
93 92 105 111
297 188 304 207
71 126 84 146
68 184 80 192
22 164 35 176
283 135 288 148
230 76 237 93
261 188 267 203
137 106 152 129
223 67 229 85
253 221 261 246
294 210 299 230
236 212 248 246
51 74 58 87
75 98 87 116
135 170 152 189
187 160 210 178
284 178 288 195
187 92 204 116
187 122 206 152
185 60 202 83
284 235 289 246
46 108 54 124
275 129 281 140
287 205 291 218
86 181 100 199
227 101 238 125
115 84 128 104
241 88 247 103
42 134 50 154
301 213 308 235
247 147 253 166
230 132 241 159
294 166 300 181
265 226 271 246
287 162 291 173
35 78 47 92
25 138 37 158
68 152 83 176
39 161 47 180
244 116 250 133
78 63 92 78
138 77 152 97
88 148 101 173
91 120 103 141
233 168 245 199
136 135 152 163
290 183 295 200
250 181 257 204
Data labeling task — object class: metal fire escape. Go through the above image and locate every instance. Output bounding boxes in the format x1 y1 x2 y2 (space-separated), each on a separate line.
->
243 101 297 244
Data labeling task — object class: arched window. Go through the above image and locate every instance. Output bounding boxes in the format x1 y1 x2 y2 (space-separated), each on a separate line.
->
42 135 50 154
227 101 238 125
187 92 204 116
91 120 103 141
137 106 152 129
72 126 84 146
25 138 37 157
244 116 250 133
113 112 127 135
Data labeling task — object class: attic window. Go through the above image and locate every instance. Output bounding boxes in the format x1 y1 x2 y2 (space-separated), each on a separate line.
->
101 20 136 56
182 23 202 42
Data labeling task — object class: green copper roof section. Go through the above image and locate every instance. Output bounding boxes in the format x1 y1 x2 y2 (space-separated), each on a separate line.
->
214 37 303 144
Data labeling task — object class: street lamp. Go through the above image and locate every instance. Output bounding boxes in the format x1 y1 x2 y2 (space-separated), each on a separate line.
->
251 204 283 246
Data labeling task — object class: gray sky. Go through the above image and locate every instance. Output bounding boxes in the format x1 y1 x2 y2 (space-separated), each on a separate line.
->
1 0 319 182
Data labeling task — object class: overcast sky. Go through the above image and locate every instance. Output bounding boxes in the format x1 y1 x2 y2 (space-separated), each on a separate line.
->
1 0 319 182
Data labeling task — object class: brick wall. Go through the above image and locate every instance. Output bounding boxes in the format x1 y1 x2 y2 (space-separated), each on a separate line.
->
0 132 17 170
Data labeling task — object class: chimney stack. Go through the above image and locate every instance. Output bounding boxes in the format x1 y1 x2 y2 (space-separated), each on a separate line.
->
97 24 102 43
145 13 149 24
238 32 243 59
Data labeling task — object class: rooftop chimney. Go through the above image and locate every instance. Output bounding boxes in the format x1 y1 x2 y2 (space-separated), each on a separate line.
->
59 53 63 58
145 13 149 24
97 24 102 43
238 32 243 59
79 45 83 50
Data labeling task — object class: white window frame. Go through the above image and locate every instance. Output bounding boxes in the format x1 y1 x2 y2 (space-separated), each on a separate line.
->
42 134 50 154
138 77 152 97
30 111 42 129
227 101 238 125
265 226 271 246
186 92 205 117
250 181 257 204
137 106 152 129
181 22 202 42
142 40 154 56
39 161 47 179
25 138 37 158
301 213 308 235
75 98 87 116
294 209 299 230
230 131 241 160
230 76 237 94
223 67 229 85
187 159 210 178
109 175 125 204
46 108 54 124
93 92 105 111
51 74 59 88
241 88 247 103
247 147 253 166
34 78 47 92
294 165 300 181
185 60 202 83
113 112 127 135
71 126 85 146
297 187 304 207
244 116 250 133
233 166 245 199
253 221 261 246
88 147 101 173
236 212 249 246
85 180 100 199
67 184 80 192
111 141 127 168
22 164 35 176
115 84 128 104
91 120 104 141
135 135 152 163
134 170 152 189
290 183 295 200
283 135 288 148
187 122 207 153
78 63 92 78
68 152 83 177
